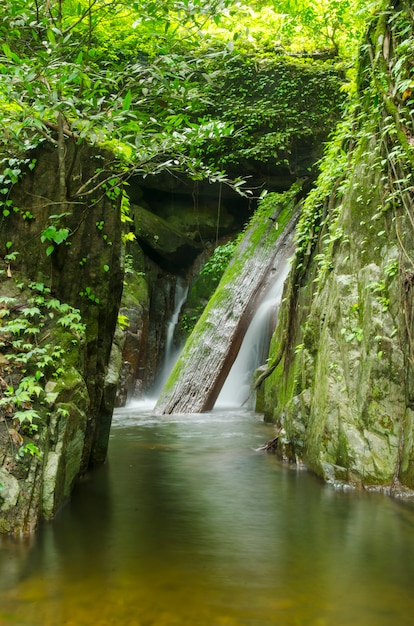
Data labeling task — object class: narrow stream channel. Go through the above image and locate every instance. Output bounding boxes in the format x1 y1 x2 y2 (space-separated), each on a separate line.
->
1 405 414 625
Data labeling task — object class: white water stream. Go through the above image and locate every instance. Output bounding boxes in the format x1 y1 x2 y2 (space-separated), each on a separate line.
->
163 277 188 372
146 276 188 402
216 252 292 409
140 247 292 411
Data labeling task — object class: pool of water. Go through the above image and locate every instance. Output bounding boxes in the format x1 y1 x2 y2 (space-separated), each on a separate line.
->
1 404 414 625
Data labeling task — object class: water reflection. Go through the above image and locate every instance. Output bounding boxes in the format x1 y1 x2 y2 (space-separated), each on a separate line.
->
1 407 414 625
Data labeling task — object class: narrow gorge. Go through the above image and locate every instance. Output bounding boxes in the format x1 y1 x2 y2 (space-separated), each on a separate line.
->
1 0 414 539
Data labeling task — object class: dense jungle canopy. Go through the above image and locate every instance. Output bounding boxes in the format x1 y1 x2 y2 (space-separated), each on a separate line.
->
1 0 377 185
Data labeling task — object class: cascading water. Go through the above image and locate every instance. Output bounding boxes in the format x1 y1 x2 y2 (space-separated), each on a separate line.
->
140 276 188 406
215 253 292 409
161 277 188 379
155 205 299 415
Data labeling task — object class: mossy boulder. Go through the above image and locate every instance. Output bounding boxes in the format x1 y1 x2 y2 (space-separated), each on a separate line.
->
0 278 90 533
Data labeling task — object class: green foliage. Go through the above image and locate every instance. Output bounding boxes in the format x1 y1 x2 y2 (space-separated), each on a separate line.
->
0 380 43 434
181 310 203 334
252 182 302 225
124 254 134 275
200 240 238 280
292 113 353 283
40 225 70 256
340 324 364 343
117 314 130 330
191 55 345 170
79 286 100 304
0 279 86 458
200 0 378 61
0 156 37 217
0 0 375 193
0 0 238 172
385 259 399 279
369 280 390 311
16 442 41 460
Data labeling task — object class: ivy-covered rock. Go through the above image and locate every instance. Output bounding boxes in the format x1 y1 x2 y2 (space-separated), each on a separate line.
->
195 55 346 183
0 276 89 533
0 142 124 533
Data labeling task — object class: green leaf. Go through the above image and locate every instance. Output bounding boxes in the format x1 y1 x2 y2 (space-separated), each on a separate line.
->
46 245 55 256
17 442 42 459
2 43 20 63
53 228 69 244
122 90 133 111
41 225 69 245
46 29 56 45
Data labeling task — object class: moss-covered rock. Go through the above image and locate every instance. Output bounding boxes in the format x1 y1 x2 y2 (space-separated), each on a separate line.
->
113 253 150 405
0 140 123 533
262 2 414 493
0 272 91 532
132 203 202 271
195 55 346 184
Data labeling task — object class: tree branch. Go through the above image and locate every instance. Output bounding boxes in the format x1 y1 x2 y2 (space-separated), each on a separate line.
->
43 120 80 140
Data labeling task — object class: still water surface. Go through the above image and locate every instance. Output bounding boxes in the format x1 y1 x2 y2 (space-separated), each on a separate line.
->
1 405 414 626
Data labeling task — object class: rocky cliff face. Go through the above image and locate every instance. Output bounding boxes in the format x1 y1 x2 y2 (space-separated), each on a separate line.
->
261 0 414 493
114 56 346 405
0 141 124 532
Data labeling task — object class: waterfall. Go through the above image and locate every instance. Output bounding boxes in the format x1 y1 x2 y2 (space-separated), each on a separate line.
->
154 208 299 415
156 276 189 390
129 276 188 409
215 254 292 409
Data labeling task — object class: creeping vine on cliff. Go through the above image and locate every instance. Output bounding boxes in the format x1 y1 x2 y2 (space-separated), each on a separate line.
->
362 1 414 389
258 0 414 393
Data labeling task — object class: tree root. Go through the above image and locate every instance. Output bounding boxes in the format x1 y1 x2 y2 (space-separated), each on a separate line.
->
254 339 286 389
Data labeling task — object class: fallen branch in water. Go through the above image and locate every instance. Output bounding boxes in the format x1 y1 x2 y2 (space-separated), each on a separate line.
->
258 431 281 452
